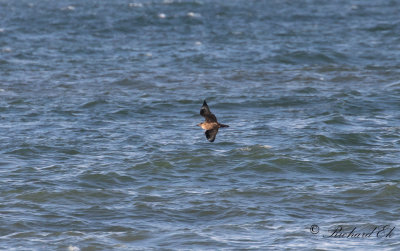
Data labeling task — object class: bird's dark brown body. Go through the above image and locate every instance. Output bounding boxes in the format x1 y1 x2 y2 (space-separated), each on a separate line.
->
197 100 229 142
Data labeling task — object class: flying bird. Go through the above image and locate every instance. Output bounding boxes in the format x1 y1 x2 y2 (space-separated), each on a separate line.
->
197 100 229 142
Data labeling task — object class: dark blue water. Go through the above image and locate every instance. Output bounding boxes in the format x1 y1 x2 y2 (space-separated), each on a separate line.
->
1 0 400 250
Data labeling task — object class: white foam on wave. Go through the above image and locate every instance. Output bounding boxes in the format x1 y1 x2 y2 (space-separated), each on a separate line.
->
239 146 251 151
129 3 143 8
385 81 400 88
185 189 212 195
2 47 12 53
62 6 75 11
187 12 201 18
158 13 167 19
0 28 5 33
239 144 272 151
68 246 80 251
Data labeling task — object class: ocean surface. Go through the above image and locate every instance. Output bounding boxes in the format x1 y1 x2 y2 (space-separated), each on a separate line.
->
1 0 400 250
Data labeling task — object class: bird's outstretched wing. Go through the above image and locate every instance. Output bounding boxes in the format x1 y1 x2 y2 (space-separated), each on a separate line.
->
205 128 219 142
200 100 217 122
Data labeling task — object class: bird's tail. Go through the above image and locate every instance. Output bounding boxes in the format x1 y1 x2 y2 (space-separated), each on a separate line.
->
219 123 229 128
